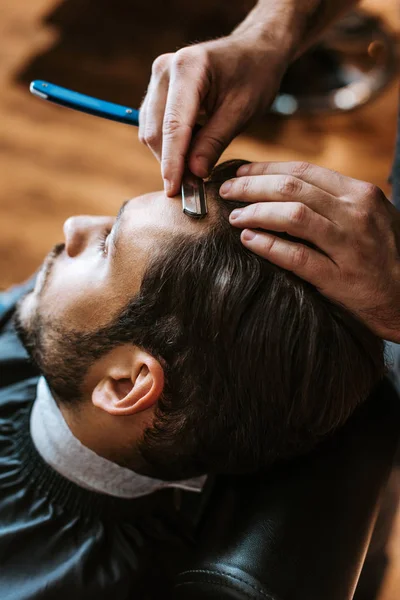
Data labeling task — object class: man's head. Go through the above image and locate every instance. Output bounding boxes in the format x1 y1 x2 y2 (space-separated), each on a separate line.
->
15 160 385 479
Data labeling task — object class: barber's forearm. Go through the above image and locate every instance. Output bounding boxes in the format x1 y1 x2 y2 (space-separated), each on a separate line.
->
233 0 360 60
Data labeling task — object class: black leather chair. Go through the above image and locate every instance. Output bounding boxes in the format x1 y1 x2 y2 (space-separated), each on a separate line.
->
174 378 400 600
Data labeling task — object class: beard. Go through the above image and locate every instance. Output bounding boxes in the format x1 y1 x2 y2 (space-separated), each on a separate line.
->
14 243 96 403
14 297 90 404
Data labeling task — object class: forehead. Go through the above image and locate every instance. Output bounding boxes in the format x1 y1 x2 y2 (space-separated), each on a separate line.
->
108 185 221 305
120 187 218 243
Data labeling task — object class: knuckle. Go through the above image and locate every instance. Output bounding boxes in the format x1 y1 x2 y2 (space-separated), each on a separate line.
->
249 202 262 220
152 53 172 76
277 175 301 197
143 127 159 147
359 181 382 202
292 244 309 268
261 235 277 256
174 47 199 71
288 203 307 226
163 113 181 136
260 163 272 175
290 161 312 179
239 176 252 196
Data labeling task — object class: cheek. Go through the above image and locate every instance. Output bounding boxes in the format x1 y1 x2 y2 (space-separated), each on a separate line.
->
40 254 112 330
38 251 143 332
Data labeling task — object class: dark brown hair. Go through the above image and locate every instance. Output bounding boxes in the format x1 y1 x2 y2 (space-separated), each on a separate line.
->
132 160 385 477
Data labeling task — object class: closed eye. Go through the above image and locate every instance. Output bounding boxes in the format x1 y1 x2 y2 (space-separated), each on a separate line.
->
98 228 112 256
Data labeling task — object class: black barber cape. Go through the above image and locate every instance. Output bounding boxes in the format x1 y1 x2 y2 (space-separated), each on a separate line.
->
0 284 206 600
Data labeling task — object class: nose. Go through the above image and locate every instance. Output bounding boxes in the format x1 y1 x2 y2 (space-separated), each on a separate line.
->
63 216 114 258
63 216 86 258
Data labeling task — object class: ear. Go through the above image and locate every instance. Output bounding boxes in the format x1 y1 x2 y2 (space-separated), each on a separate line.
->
92 347 164 417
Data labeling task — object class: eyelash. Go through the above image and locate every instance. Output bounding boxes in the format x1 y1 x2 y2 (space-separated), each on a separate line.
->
98 228 112 256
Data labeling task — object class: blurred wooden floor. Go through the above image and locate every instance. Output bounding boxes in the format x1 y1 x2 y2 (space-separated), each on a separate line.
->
0 1 400 597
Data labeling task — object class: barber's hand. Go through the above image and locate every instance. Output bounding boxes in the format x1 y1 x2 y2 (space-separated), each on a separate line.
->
139 36 288 196
220 161 400 342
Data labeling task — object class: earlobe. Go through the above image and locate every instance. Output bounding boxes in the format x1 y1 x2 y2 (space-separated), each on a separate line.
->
92 352 164 417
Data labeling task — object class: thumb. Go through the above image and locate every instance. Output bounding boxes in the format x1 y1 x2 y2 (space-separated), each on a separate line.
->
188 103 246 178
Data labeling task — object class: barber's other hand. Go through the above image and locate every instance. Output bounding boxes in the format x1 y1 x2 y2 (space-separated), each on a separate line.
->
139 36 287 196
221 161 400 342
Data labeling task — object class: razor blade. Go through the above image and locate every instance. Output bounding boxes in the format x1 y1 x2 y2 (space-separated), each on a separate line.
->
181 171 208 219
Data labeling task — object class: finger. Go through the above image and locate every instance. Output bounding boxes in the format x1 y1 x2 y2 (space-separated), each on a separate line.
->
220 174 338 222
229 202 342 255
162 51 208 196
139 57 172 162
236 161 351 198
139 54 171 152
240 229 338 287
188 101 245 179
138 94 148 148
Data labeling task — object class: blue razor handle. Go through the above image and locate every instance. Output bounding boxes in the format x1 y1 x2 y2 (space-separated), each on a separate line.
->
30 80 139 126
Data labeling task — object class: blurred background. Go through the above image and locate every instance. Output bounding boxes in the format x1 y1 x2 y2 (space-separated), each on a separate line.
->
0 1 400 596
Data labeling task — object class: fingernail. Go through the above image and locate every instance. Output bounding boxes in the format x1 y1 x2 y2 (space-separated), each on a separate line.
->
242 229 256 242
230 208 243 221
220 181 232 196
164 178 172 194
237 165 250 176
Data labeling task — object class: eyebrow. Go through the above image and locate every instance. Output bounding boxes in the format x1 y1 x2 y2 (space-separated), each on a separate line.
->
111 199 130 256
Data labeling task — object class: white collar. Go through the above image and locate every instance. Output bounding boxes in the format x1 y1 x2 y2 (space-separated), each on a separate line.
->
30 377 205 499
